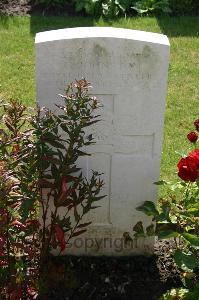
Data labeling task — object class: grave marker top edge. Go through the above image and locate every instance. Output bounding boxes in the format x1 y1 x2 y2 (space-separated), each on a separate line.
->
35 27 170 47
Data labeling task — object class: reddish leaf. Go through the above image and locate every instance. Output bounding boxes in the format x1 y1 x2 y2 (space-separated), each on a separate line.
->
11 219 26 229
77 222 92 228
26 219 40 228
61 177 68 193
0 236 6 249
72 229 87 237
54 224 66 252
10 287 23 300
55 183 74 207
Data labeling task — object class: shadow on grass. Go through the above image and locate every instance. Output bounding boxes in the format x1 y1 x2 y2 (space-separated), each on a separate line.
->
156 16 199 37
30 15 96 36
1 14 198 38
30 15 199 38
0 15 9 29
0 14 199 37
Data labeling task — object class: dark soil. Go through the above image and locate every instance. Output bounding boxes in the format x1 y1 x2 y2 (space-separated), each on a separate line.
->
0 0 31 16
39 240 182 300
0 0 74 16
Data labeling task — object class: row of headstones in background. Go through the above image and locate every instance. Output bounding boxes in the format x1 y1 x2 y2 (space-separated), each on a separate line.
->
35 27 170 255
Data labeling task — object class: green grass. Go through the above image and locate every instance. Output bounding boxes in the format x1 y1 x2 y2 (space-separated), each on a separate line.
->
0 15 199 187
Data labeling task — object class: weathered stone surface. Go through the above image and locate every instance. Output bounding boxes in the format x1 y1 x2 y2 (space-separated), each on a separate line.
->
35 27 170 255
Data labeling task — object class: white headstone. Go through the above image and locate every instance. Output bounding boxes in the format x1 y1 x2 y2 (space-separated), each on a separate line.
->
35 27 170 255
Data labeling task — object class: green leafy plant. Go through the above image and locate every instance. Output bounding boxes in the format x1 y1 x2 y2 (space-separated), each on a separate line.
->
73 0 133 17
34 0 198 16
0 101 40 298
37 79 105 276
101 0 133 17
0 79 105 298
133 119 199 299
169 0 196 16
72 0 102 16
132 0 171 14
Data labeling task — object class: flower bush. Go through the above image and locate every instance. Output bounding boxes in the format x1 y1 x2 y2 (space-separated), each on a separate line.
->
0 79 105 299
133 119 199 299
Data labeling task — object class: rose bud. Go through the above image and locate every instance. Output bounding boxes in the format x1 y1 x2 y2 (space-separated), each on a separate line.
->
187 131 198 143
194 119 199 132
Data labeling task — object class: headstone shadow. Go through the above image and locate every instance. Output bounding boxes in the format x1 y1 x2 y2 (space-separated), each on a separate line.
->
30 16 199 38
30 15 95 36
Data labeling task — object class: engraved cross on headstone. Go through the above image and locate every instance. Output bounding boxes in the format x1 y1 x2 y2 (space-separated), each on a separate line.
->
36 27 170 254
83 94 155 228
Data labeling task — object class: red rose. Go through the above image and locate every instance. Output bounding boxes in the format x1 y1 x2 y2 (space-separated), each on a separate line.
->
189 149 199 167
177 156 199 182
187 131 198 143
194 119 199 132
